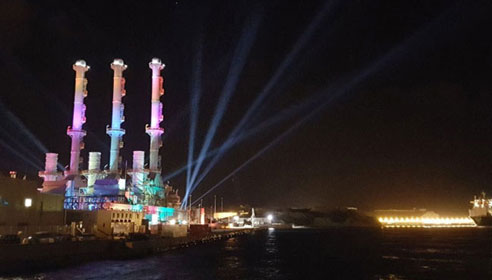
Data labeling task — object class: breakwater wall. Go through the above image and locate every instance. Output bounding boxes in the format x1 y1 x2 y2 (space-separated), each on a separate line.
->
0 228 259 276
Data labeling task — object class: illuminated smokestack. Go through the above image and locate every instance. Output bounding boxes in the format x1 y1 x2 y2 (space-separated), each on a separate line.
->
146 58 165 172
67 60 90 175
133 150 145 170
107 59 127 172
38 153 63 192
87 151 101 187
44 153 58 175
132 150 145 185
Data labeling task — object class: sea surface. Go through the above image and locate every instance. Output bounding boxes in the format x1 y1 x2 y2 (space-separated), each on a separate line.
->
4 227 492 280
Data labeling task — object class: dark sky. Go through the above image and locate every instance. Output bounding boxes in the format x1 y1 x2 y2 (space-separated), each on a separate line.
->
1 0 492 214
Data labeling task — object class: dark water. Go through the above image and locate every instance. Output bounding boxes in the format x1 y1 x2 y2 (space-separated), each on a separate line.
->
5 228 492 280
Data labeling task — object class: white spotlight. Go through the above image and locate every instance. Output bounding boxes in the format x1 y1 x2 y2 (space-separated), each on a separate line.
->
24 198 32 208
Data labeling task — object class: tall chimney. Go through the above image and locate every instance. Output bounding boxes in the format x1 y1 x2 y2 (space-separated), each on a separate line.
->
67 60 90 175
44 153 59 175
87 151 101 187
132 150 145 185
38 153 63 192
146 58 165 172
107 59 127 172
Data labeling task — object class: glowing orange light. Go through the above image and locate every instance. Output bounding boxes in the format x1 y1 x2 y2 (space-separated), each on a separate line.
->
377 216 476 228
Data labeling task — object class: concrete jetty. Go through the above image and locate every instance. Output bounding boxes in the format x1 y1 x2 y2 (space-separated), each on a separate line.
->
0 228 260 276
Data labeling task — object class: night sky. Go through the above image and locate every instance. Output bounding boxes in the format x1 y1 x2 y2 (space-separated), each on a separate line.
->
1 0 492 213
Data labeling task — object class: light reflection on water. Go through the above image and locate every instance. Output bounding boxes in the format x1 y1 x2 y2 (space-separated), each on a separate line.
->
2 228 492 280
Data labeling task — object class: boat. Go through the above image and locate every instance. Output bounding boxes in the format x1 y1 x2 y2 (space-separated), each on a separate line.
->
469 192 492 226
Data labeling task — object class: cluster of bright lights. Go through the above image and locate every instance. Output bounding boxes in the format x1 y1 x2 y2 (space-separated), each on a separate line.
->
384 224 474 228
214 212 238 220
472 198 492 208
378 216 476 228
167 219 188 225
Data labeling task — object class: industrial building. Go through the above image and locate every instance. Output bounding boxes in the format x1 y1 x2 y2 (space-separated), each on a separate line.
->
0 173 64 234
36 58 186 236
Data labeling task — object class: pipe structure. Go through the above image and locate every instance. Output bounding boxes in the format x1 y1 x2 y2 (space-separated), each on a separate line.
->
66 60 90 175
107 59 128 172
132 150 145 186
44 153 58 175
87 151 101 188
38 153 63 187
146 58 165 172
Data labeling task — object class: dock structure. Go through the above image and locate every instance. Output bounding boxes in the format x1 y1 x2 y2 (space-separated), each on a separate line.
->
0 228 261 275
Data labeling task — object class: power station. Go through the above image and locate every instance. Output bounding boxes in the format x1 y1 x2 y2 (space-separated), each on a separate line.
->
38 58 182 225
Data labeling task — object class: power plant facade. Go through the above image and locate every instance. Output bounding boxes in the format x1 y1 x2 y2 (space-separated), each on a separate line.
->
38 58 181 224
